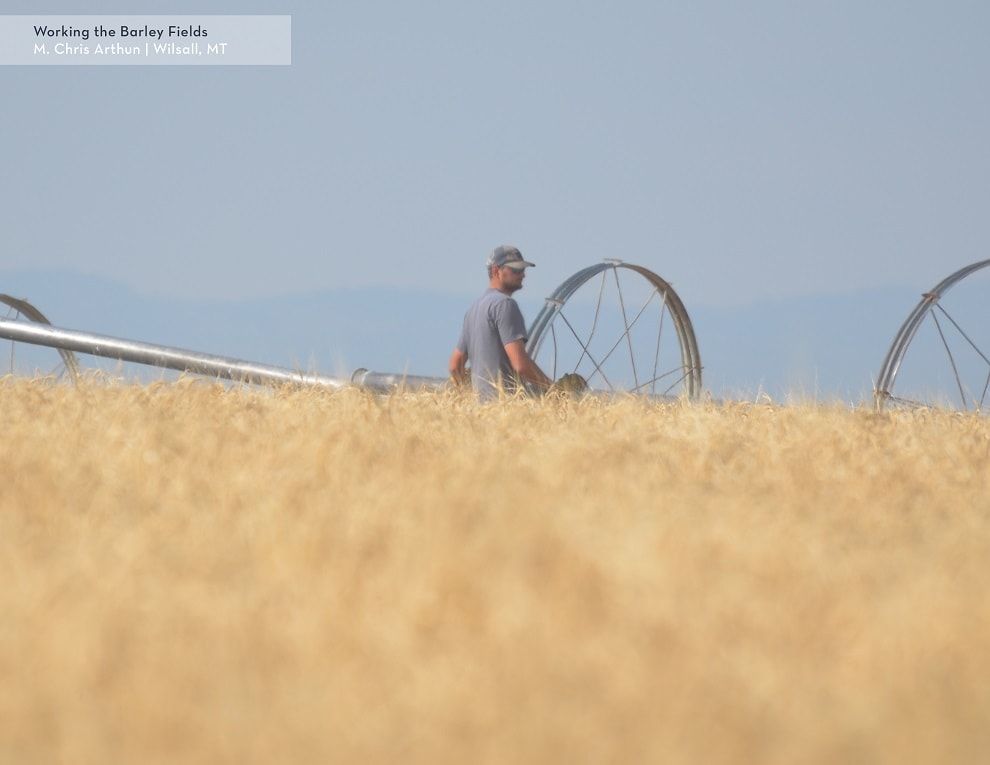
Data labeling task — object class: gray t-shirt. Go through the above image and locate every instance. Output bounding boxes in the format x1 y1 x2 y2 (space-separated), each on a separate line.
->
456 288 528 400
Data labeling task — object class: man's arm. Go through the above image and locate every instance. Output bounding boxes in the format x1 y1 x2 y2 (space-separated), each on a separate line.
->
504 339 553 392
449 348 469 386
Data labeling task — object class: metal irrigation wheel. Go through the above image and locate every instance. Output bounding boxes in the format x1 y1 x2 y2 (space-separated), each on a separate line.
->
0 294 81 382
875 259 990 411
526 260 702 398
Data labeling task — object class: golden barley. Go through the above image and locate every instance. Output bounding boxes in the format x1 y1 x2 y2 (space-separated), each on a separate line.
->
1 377 989 764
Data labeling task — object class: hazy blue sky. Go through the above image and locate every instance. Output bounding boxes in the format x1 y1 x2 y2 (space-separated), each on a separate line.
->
5 2 990 311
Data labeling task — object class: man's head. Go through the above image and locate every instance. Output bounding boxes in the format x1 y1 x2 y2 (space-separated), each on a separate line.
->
487 245 535 294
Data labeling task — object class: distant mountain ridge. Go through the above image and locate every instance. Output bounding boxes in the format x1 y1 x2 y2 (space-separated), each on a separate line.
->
1 268 927 404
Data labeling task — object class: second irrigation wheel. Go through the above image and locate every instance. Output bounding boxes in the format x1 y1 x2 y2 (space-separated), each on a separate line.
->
526 260 702 398
875 259 990 412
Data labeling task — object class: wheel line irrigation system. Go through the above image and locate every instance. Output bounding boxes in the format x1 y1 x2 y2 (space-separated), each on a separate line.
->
3 258 990 411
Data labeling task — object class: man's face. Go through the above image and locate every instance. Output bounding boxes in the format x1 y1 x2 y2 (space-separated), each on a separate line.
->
498 265 526 293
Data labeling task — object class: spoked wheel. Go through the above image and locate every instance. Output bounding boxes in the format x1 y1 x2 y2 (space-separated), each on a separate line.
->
526 260 702 398
875 259 990 412
0 294 81 382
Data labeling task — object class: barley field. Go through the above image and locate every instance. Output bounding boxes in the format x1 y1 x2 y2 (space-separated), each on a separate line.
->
2 376 989 764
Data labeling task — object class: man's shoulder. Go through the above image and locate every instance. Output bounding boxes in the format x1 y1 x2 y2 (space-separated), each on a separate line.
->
483 288 518 306
469 288 514 311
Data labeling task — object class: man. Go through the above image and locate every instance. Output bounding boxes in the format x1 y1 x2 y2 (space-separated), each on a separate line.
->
449 245 554 401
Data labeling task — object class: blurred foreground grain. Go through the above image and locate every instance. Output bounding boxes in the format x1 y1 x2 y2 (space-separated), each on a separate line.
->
1 376 989 764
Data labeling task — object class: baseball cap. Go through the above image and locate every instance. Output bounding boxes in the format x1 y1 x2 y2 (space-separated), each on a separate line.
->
487 245 535 270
